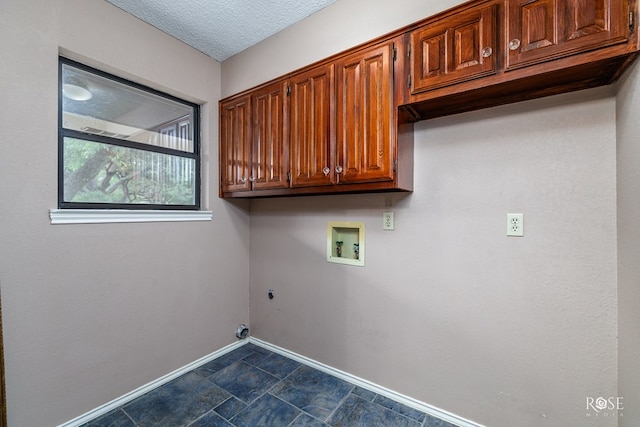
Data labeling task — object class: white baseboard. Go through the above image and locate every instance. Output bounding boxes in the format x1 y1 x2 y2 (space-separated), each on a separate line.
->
57 340 246 427
249 337 484 427
59 337 483 427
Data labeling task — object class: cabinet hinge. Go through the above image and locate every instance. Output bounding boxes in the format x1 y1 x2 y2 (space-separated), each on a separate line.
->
393 46 397 61
286 86 291 96
630 10 635 32
407 43 411 58
408 74 411 89
393 159 397 172
287 171 291 182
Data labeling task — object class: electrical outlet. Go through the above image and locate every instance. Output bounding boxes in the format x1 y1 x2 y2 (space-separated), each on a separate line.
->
383 212 394 230
507 213 524 237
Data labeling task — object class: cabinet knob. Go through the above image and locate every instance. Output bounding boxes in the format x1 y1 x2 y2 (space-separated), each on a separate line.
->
509 39 521 51
249 176 255 182
322 167 330 176
335 165 343 174
481 47 493 58
239 177 247 184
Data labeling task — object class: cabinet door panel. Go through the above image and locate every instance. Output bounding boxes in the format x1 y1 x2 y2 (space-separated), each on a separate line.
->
336 42 394 184
252 82 289 190
411 3 497 93
418 32 447 82
519 0 556 53
454 21 484 69
290 64 334 188
567 0 607 39
220 96 251 193
506 0 628 70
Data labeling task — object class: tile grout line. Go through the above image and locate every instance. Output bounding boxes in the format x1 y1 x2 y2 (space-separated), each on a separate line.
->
120 408 139 427
327 392 424 427
371 394 428 424
267 392 325 427
224 357 300 425
201 347 295 426
234 351 351 426
323 383 357 424
193 349 276 426
210 396 239 423
241 352 300 382
213 371 255 405
184 408 217 427
286 412 313 427
186 371 246 425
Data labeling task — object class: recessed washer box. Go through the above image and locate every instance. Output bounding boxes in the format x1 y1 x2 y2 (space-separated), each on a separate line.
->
327 221 365 267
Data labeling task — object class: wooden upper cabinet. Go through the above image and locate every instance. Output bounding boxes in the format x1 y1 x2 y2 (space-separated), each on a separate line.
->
218 46 405 198
289 64 335 188
410 2 498 94
505 0 629 70
252 81 289 190
219 0 638 197
336 41 395 184
220 95 251 194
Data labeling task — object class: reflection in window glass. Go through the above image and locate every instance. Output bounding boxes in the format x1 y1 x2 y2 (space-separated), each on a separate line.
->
62 63 195 152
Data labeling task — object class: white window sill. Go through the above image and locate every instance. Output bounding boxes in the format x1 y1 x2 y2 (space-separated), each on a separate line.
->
49 209 213 224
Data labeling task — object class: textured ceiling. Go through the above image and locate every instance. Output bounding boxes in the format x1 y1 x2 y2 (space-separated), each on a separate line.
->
104 0 336 62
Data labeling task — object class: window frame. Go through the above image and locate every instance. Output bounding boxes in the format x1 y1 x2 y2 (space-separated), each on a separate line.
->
58 57 201 211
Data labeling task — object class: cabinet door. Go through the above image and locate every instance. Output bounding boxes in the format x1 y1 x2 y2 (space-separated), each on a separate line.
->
410 3 497 94
505 0 629 70
289 64 335 188
252 81 289 190
336 41 394 184
220 95 251 193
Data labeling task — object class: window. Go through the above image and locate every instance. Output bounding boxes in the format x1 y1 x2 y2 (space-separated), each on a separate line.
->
59 58 200 210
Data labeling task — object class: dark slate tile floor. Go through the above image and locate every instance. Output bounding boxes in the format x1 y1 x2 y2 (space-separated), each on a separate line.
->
82 343 457 427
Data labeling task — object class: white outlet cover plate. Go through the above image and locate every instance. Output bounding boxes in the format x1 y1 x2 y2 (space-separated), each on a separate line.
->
507 213 524 237
383 212 394 230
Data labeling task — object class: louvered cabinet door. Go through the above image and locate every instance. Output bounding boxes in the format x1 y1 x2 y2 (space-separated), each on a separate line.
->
289 63 335 188
220 95 252 194
335 40 394 184
410 2 498 94
505 0 629 70
252 81 289 190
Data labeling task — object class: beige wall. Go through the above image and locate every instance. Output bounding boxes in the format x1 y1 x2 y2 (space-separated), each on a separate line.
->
0 1 251 425
247 93 618 427
616 59 640 426
224 0 626 426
